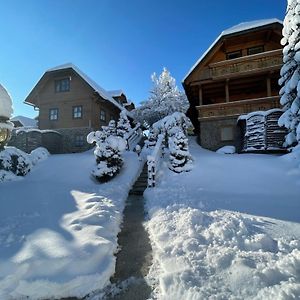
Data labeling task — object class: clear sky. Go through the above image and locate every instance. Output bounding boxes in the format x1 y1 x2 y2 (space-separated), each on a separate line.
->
0 0 286 119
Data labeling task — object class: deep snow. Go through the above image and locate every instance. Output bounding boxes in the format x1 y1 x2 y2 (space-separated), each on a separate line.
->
0 149 143 299
145 138 300 300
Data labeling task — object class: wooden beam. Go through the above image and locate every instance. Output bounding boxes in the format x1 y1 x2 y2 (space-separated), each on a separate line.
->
225 79 230 102
267 76 272 97
199 85 203 105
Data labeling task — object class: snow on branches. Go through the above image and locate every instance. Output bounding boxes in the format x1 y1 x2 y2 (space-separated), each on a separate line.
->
117 110 131 138
133 68 189 126
146 112 193 173
87 118 127 182
278 0 300 147
168 127 193 173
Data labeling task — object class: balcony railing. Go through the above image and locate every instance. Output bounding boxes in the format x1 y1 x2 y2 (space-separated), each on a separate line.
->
209 49 282 79
196 96 280 120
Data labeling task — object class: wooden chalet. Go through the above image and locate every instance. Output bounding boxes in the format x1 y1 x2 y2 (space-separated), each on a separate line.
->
183 19 283 151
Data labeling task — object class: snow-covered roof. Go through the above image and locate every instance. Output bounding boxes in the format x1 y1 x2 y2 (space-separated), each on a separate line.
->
183 18 283 82
0 84 13 119
11 115 37 127
47 63 124 111
107 89 125 97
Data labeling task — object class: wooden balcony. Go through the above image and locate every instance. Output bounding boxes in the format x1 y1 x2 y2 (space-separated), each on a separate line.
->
209 49 282 80
196 96 280 120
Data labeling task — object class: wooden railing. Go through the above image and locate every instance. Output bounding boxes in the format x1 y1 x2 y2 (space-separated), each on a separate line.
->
209 49 282 79
124 123 143 151
196 96 280 120
147 134 165 187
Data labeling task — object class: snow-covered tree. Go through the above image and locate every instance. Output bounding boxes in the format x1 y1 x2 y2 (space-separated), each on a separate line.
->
117 110 131 138
278 0 300 147
133 68 189 126
145 128 159 149
92 135 126 182
102 120 117 137
168 127 192 173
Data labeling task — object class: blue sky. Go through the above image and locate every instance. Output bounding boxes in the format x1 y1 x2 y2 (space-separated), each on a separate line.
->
0 0 286 118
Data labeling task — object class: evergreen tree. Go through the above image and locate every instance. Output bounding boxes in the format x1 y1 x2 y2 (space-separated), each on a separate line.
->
278 0 300 146
117 110 131 138
168 127 192 173
133 68 189 126
102 120 117 137
92 136 126 182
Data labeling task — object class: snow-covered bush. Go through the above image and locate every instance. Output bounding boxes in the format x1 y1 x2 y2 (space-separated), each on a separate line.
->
102 120 117 137
0 147 31 177
168 127 193 173
133 68 189 126
278 0 300 147
145 128 159 149
92 136 126 182
117 110 131 138
0 146 50 183
30 147 50 165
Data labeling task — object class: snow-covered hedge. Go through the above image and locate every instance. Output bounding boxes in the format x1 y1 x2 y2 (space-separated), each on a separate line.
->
0 147 49 182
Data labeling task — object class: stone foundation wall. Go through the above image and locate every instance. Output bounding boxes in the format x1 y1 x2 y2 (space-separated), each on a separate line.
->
56 127 93 153
199 117 243 151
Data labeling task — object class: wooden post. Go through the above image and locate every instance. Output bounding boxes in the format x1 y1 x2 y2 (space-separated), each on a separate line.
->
267 77 271 97
199 85 203 106
225 79 230 103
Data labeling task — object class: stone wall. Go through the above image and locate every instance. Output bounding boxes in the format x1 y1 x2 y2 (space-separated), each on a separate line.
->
56 127 93 153
8 130 62 154
199 117 243 151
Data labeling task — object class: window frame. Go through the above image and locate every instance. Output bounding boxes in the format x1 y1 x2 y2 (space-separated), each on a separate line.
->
247 45 264 56
55 77 70 93
220 126 234 141
226 50 242 60
100 109 106 122
49 108 59 121
72 105 83 119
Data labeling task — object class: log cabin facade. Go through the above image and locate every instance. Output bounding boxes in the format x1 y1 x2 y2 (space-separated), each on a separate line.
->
24 64 130 153
183 19 283 151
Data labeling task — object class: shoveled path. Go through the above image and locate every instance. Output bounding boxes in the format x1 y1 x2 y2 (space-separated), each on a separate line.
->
107 162 153 300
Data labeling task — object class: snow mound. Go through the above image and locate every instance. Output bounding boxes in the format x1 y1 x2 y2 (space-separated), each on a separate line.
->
216 145 236 154
0 83 13 118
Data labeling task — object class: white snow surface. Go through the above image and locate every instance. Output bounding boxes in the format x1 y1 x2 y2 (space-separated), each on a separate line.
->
145 138 300 300
0 150 143 299
216 145 236 154
0 84 13 119
183 18 282 82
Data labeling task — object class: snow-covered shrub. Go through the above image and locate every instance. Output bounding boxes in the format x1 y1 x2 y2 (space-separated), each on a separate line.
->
133 68 189 126
0 147 31 180
145 128 159 149
117 110 131 138
87 130 106 145
168 127 192 173
278 0 300 148
102 120 117 137
92 136 126 182
30 147 50 165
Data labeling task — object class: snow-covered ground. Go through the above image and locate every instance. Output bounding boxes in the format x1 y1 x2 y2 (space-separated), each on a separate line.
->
0 149 143 299
145 138 300 300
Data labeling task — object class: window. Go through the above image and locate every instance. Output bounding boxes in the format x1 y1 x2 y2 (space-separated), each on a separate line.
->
247 45 264 55
226 50 242 60
74 135 84 147
73 106 82 119
100 110 106 121
55 78 70 93
221 127 234 141
49 108 58 121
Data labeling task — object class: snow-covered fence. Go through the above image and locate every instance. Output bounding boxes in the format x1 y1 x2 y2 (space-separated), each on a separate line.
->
124 123 142 150
147 133 165 187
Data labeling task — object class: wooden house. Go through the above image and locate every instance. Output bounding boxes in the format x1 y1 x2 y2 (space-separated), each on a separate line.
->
182 19 283 151
24 64 131 153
